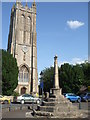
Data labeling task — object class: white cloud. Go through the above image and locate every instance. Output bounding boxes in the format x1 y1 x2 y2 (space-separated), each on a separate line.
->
71 58 84 65
67 20 84 29
59 57 85 66
60 61 69 66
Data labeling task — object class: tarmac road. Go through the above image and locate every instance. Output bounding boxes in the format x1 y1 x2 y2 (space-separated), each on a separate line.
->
2 109 33 118
73 101 89 110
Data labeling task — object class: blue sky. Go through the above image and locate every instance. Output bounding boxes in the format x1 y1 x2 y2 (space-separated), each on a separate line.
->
2 2 88 75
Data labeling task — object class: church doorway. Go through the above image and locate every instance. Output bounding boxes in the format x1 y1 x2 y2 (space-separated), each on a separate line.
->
21 87 26 94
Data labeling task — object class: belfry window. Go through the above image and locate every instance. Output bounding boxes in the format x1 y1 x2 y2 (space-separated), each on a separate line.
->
19 65 29 82
21 15 25 30
27 16 30 24
21 15 25 23
27 16 31 31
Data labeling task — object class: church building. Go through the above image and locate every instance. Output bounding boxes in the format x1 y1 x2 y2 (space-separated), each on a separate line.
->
7 1 38 95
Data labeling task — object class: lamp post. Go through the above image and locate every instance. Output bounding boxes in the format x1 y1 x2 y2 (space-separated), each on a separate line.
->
40 71 44 99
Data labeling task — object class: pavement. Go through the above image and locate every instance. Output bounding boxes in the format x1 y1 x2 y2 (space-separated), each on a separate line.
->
2 109 33 118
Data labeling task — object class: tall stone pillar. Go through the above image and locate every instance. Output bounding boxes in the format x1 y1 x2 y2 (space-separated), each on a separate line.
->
54 55 59 89
50 55 62 97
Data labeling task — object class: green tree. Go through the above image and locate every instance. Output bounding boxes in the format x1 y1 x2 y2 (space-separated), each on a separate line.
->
41 67 54 92
72 64 84 93
2 50 18 95
81 62 90 86
60 63 74 93
40 62 89 94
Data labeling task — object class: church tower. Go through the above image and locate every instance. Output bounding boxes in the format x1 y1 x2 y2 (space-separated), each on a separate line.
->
7 1 38 95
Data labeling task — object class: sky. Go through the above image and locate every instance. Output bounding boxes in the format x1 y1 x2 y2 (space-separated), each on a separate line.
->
1 1 88 76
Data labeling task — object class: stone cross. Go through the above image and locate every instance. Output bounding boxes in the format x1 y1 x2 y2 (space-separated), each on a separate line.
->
54 55 59 89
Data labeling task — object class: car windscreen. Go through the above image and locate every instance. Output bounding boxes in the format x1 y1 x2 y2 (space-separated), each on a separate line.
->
67 94 76 96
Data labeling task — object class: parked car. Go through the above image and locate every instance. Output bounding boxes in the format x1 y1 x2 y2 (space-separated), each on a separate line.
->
16 94 41 104
0 95 10 104
80 92 90 102
64 93 81 102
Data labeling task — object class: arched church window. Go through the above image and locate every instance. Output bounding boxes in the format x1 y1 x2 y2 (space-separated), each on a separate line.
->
27 16 30 24
21 15 25 29
21 14 25 23
27 16 31 31
19 65 29 82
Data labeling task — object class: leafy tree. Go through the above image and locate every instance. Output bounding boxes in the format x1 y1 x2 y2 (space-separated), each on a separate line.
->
41 67 54 93
2 50 18 95
81 62 90 86
40 61 90 94
72 64 84 93
60 63 84 94
60 63 74 93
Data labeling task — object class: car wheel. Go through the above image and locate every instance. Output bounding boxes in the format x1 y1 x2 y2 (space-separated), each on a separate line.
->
4 100 8 104
77 98 81 103
21 100 24 104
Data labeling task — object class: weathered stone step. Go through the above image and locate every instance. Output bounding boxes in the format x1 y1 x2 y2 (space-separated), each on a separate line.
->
47 96 70 103
37 105 78 113
33 109 83 118
42 101 56 106
37 105 54 112
42 100 72 106
47 98 58 102
33 109 54 117
54 111 83 118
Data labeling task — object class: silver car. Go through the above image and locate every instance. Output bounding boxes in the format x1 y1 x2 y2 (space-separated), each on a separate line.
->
17 94 41 104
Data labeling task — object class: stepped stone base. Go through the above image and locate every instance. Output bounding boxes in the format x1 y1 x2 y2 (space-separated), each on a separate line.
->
33 95 85 118
33 109 84 118
32 88 85 118
33 109 54 117
32 56 88 118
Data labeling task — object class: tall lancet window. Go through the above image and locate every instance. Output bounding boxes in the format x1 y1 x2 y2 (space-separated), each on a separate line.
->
27 16 31 31
21 14 25 29
26 16 31 44
21 14 25 22
19 65 29 82
20 15 25 43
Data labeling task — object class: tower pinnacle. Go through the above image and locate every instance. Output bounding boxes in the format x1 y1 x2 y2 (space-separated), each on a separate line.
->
16 0 21 3
32 0 36 7
25 0 28 6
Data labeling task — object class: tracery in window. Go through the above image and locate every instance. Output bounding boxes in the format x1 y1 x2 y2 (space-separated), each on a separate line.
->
27 16 30 24
19 65 29 82
21 14 25 29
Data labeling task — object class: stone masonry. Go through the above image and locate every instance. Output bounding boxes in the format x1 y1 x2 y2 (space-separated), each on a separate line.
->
7 1 38 95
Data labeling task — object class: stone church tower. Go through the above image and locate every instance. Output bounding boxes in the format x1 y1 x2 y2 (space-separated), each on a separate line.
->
7 1 38 95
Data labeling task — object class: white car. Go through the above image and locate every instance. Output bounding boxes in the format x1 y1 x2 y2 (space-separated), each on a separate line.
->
16 94 41 104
